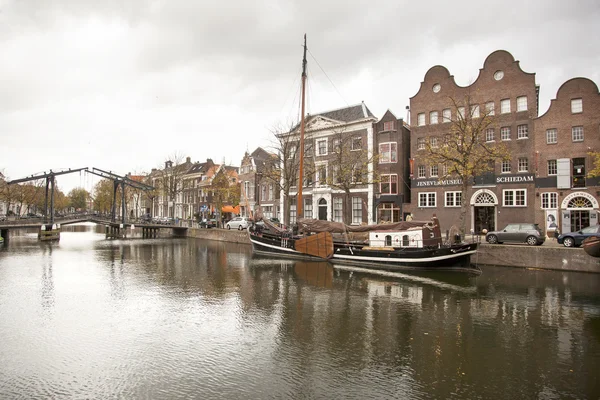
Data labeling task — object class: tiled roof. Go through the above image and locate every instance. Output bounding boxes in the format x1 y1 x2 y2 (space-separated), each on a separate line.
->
312 102 376 123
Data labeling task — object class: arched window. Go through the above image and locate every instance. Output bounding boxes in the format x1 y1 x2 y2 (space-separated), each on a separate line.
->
385 235 392 246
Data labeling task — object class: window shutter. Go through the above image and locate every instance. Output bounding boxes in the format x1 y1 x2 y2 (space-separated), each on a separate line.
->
556 158 571 189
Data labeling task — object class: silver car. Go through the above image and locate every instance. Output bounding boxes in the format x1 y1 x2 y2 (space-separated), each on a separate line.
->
226 217 249 230
485 223 545 246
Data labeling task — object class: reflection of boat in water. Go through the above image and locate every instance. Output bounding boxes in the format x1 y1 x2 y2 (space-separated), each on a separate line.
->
294 261 333 288
583 236 600 258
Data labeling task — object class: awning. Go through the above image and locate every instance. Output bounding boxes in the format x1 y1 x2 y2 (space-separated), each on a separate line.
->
221 205 240 214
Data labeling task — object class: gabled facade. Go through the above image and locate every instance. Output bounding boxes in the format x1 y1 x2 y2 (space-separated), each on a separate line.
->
239 147 279 219
151 157 194 219
533 77 600 234
281 102 378 225
182 159 215 219
374 110 411 223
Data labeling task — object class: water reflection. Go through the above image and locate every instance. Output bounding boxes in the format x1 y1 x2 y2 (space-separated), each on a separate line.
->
0 231 598 399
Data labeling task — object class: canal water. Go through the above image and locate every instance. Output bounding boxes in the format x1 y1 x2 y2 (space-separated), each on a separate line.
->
0 223 599 399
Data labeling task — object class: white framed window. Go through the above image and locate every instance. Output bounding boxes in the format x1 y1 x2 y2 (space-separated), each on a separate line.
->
501 127 511 140
305 142 313 157
417 113 425 126
383 120 394 131
458 106 465 119
546 129 557 144
430 165 438 177
445 191 462 207
471 105 480 118
571 98 582 113
380 174 398 195
304 198 313 219
351 137 362 150
289 144 297 159
516 96 527 112
485 128 495 142
316 139 328 156
430 137 438 148
486 101 495 116
430 111 438 124
442 163 448 176
352 197 362 224
316 164 327 186
518 157 528 172
500 99 511 114
290 200 297 224
418 192 436 207
541 192 558 209
503 189 527 207
379 142 397 163
333 198 343 222
333 138 341 153
417 137 426 150
269 184 274 200
501 160 511 173
332 165 340 184
417 165 426 178
572 126 584 142
442 108 451 122
547 160 557 175
517 124 529 139
351 164 363 183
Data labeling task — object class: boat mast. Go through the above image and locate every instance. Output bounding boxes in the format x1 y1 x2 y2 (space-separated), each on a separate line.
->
297 34 307 219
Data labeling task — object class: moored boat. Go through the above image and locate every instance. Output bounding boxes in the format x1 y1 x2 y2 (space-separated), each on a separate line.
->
582 236 600 258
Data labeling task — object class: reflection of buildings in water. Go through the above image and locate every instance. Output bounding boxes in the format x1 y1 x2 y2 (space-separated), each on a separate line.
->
108 246 126 299
367 281 423 306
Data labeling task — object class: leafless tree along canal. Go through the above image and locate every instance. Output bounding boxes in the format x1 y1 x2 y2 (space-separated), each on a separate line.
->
0 223 599 399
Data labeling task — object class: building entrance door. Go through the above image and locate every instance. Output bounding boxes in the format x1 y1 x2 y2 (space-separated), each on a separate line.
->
475 206 495 233
570 210 590 232
318 199 328 220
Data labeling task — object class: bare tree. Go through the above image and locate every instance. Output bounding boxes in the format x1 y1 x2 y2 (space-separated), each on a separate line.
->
421 95 510 234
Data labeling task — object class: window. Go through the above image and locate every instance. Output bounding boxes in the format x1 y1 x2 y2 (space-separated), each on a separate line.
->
546 129 557 144
305 142 313 157
518 157 528 172
501 127 511 140
501 160 511 173
486 101 495 116
333 138 341 153
417 113 425 126
383 120 394 131
485 128 495 142
503 189 527 207
430 165 438 177
547 160 557 175
500 99 510 114
352 197 362 224
316 164 327 185
471 105 480 118
316 139 327 156
351 164 363 183
516 96 527 112
379 142 398 163
541 192 558 209
304 199 312 219
332 165 340 184
380 174 398 194
417 165 426 178
571 98 582 113
269 184 274 200
418 192 436 207
572 126 584 142
442 108 451 122
458 106 465 119
517 124 529 139
430 137 438 148
290 200 296 224
333 198 343 222
445 191 462 207
417 137 426 150
442 163 448 176
430 111 438 124
351 137 362 150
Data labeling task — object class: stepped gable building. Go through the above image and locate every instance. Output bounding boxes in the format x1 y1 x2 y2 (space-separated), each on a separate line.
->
410 50 539 233
534 77 600 234
374 110 411 223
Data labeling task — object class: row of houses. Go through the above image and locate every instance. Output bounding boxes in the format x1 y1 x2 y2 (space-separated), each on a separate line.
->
135 50 598 235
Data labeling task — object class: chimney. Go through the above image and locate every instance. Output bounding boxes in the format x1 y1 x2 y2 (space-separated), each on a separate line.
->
186 156 191 163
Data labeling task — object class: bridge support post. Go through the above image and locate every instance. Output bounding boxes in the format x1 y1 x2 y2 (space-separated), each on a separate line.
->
38 224 60 241
1 229 8 242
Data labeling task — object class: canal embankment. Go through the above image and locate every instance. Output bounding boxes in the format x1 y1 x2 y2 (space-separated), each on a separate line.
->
183 227 600 273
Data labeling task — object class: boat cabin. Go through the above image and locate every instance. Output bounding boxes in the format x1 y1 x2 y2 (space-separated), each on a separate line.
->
368 226 442 249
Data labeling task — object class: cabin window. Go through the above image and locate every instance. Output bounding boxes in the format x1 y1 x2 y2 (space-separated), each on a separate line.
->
402 235 409 246
385 235 392 246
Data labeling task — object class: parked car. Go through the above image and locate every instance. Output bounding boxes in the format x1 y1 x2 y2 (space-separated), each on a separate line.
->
139 214 152 223
200 218 217 228
485 223 545 246
557 225 600 247
226 216 250 230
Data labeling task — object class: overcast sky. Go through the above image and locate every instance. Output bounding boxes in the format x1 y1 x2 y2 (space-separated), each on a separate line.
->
1 0 599 193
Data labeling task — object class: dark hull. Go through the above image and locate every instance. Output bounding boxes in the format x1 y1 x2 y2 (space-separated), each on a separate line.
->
332 243 479 272
583 237 600 258
249 231 479 272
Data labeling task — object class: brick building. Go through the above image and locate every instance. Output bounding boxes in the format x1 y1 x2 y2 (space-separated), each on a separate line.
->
410 50 540 232
534 77 600 234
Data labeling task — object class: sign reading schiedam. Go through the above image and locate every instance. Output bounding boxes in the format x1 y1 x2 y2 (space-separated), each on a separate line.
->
495 174 535 184
413 178 463 187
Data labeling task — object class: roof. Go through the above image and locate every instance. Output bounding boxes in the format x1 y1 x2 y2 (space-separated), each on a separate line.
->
310 102 376 123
